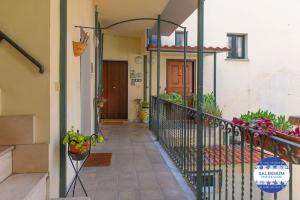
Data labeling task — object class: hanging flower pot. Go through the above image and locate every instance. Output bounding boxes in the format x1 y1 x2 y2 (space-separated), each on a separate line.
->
72 41 87 57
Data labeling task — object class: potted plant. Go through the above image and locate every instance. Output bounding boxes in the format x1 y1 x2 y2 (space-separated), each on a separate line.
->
63 127 104 160
159 92 184 120
232 110 300 161
140 101 150 123
73 31 90 57
95 96 107 108
193 93 222 126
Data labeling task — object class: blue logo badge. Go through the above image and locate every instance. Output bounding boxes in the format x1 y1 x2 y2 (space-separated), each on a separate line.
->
254 157 290 193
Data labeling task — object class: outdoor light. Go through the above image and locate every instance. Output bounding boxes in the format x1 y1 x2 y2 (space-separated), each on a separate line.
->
134 56 143 64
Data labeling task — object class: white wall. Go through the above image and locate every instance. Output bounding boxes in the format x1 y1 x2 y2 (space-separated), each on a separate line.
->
162 0 300 120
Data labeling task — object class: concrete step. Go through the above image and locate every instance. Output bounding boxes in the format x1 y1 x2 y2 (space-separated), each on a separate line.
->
13 143 48 173
0 173 47 200
0 146 14 183
0 115 35 145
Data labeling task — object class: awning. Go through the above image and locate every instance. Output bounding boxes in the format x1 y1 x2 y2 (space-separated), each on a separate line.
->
147 44 231 54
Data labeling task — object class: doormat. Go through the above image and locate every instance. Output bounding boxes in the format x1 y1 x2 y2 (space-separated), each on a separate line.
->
102 120 127 125
84 153 112 167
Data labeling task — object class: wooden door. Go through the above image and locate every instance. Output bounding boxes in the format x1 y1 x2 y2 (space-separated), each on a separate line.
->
102 61 128 119
167 60 194 96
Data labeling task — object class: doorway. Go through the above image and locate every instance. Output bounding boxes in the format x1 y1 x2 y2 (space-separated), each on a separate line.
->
166 60 194 96
102 61 128 119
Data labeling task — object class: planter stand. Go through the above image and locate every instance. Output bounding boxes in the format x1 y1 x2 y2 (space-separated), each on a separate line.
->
66 147 90 197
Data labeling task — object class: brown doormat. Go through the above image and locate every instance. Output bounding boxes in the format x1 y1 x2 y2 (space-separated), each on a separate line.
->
84 153 112 167
102 121 125 125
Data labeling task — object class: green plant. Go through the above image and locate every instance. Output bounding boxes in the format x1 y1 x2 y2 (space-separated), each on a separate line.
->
159 92 184 105
141 101 149 108
193 93 222 117
240 110 292 131
63 127 104 154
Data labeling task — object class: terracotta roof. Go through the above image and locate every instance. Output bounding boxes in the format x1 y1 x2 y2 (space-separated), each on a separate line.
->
147 44 231 53
203 145 272 165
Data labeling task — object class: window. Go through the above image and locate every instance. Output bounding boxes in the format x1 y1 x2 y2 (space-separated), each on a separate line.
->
227 34 247 59
175 31 186 46
149 35 157 46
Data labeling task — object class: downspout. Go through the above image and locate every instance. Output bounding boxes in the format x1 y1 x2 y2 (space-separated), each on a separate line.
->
94 8 99 134
213 52 217 104
59 0 67 197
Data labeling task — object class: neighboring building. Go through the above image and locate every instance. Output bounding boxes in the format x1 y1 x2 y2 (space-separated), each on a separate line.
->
160 0 300 120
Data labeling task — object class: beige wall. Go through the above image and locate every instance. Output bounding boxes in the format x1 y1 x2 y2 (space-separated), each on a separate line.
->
0 0 50 143
103 34 144 121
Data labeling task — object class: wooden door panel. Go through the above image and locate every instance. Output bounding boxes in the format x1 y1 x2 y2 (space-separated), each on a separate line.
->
102 61 128 119
167 60 194 96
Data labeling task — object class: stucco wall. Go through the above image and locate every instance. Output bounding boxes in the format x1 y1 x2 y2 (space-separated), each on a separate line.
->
0 0 50 143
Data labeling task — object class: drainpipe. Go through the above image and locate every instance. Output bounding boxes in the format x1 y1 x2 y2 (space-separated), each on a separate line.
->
197 0 205 199
183 27 187 106
213 52 217 104
156 15 161 141
94 8 99 134
59 0 67 197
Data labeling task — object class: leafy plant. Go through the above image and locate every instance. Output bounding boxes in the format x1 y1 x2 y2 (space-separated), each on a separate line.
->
193 92 222 117
159 92 184 105
240 110 292 131
63 127 104 154
141 101 149 108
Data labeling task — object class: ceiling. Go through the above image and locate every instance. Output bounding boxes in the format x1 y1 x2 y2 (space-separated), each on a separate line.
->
94 0 170 37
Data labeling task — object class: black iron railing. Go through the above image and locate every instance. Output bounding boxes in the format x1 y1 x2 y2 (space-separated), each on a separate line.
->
150 96 300 200
0 30 44 74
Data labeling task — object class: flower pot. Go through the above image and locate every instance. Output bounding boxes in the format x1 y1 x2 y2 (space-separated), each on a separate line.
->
69 143 90 161
73 41 87 57
69 143 90 155
140 108 149 123
243 131 300 162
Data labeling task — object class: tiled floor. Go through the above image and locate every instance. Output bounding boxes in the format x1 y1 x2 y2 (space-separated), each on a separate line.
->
70 123 194 200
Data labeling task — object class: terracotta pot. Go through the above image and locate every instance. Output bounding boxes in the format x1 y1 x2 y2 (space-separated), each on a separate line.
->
73 41 87 57
243 130 300 162
69 142 90 155
276 132 300 161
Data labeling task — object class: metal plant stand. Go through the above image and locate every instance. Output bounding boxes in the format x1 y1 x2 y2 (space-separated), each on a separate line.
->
66 145 91 197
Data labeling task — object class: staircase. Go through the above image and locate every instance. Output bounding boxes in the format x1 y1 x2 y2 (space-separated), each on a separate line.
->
0 91 48 199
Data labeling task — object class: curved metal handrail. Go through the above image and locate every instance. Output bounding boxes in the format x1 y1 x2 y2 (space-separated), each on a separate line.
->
75 17 185 30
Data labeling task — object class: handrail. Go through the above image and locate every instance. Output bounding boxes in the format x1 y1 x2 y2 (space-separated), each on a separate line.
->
0 30 44 74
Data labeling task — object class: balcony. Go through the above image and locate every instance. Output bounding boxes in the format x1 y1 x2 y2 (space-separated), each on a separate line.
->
150 96 300 200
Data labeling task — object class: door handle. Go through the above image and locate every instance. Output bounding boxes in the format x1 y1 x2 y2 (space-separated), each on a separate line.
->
113 86 116 89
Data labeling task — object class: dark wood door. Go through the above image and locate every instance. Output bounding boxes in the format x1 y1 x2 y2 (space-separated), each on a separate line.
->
166 60 194 96
102 61 128 119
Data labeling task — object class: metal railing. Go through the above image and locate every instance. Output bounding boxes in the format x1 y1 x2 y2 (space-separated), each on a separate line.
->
0 30 44 74
150 96 300 200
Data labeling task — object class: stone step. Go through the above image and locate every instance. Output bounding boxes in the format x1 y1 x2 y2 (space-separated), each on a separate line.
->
13 143 48 173
0 115 35 145
0 173 47 200
0 146 14 183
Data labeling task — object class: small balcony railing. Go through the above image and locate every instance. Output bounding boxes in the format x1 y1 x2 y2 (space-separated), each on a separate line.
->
150 96 300 200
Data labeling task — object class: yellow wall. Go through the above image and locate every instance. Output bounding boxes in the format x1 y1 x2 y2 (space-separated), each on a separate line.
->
0 0 50 143
103 34 144 121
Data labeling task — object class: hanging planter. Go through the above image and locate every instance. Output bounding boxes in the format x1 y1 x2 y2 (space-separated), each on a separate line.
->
72 41 87 57
73 31 90 57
